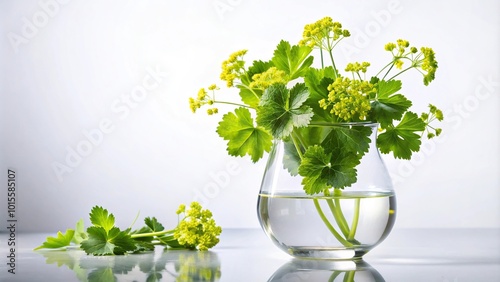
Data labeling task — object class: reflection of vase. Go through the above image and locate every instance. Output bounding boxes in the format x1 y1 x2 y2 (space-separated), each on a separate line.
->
268 259 385 282
257 123 396 260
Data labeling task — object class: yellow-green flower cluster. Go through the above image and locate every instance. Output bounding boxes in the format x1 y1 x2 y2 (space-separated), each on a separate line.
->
249 67 288 89
345 62 371 73
220 49 247 87
420 47 438 86
189 84 219 115
384 39 413 69
299 16 350 50
421 104 443 139
319 77 374 121
174 202 222 251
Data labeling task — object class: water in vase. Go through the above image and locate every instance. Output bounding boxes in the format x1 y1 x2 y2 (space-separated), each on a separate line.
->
257 191 396 259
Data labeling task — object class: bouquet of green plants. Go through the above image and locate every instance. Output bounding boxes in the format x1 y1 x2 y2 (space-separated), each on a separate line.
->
35 202 222 255
190 16 442 194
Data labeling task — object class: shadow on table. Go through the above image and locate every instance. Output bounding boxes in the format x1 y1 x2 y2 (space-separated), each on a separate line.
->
268 259 385 282
37 248 221 281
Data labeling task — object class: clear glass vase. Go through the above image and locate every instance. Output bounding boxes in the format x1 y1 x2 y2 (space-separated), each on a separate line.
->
257 123 396 260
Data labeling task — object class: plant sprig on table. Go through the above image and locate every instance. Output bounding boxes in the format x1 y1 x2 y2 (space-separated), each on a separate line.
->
34 202 222 255
189 16 443 194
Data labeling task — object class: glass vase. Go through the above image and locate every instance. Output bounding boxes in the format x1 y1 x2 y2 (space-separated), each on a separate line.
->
257 122 396 260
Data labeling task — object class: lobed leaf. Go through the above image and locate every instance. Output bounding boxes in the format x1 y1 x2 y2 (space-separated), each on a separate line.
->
217 107 273 162
81 226 136 256
370 80 412 127
144 217 164 233
257 83 313 139
89 206 115 232
272 40 313 80
377 111 425 159
34 229 75 250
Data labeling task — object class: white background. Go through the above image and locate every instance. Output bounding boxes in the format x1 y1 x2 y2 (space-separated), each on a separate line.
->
0 0 499 232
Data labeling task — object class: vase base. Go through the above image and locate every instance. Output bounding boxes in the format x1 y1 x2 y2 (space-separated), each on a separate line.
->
287 246 368 260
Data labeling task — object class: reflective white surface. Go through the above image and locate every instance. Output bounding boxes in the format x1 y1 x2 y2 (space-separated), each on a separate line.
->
1 228 499 281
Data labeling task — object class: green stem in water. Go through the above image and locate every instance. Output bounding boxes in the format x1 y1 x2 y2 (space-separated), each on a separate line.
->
313 198 353 247
325 190 350 238
343 271 356 282
328 271 342 282
348 198 361 241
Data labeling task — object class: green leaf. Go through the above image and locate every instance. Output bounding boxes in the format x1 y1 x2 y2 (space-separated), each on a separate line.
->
257 83 313 139
304 67 337 122
370 80 412 127
72 219 88 244
89 206 115 232
321 125 372 156
298 145 360 194
272 40 313 80
34 229 75 250
377 112 425 159
81 226 136 256
283 140 301 176
296 126 372 194
144 217 164 232
298 145 331 194
217 107 273 162
282 126 327 176
238 60 272 107
236 85 263 108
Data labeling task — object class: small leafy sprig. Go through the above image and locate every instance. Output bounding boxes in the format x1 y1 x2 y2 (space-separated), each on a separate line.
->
34 202 222 255
189 16 443 195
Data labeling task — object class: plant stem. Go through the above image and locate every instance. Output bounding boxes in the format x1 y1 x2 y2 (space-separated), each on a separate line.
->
343 271 355 282
313 198 353 247
325 190 350 238
290 133 304 160
386 65 415 81
328 271 342 282
348 198 360 241
214 101 252 108
130 229 174 239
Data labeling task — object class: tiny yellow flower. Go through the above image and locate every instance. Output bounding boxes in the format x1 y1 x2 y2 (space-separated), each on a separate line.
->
299 16 350 50
220 50 247 87
249 67 288 89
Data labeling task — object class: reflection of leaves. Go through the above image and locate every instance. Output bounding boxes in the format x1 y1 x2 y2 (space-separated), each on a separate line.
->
171 251 222 282
37 248 221 282
138 250 169 282
88 267 116 282
40 250 88 281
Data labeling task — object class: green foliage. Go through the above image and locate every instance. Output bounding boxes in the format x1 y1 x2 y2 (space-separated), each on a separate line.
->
369 80 412 128
297 126 371 193
272 40 313 80
217 107 273 162
257 83 314 139
89 206 115 232
377 112 426 159
190 16 443 195
35 202 222 256
34 229 75 250
81 226 136 256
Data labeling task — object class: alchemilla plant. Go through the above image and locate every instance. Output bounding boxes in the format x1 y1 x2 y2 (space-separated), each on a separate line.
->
190 16 442 196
